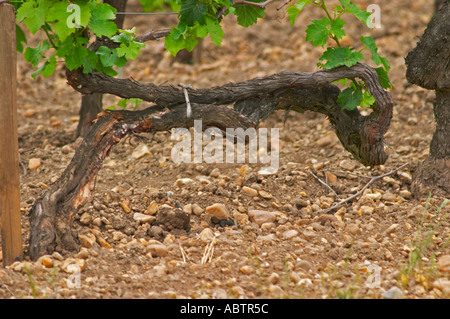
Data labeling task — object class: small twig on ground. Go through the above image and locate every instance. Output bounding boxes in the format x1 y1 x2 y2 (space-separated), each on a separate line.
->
178 240 188 263
308 170 341 199
201 237 216 264
315 163 408 214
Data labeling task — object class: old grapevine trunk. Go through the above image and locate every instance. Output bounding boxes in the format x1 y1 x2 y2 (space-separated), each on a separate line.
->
28 62 392 259
406 0 450 197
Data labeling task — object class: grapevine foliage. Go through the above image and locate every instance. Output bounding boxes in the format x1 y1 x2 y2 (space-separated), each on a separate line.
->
13 0 392 111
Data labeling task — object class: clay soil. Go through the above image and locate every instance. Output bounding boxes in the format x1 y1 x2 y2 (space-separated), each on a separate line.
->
1 0 449 299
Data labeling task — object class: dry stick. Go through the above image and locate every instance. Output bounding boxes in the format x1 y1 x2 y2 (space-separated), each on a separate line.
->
315 163 408 215
178 240 188 263
308 170 341 199
201 237 216 264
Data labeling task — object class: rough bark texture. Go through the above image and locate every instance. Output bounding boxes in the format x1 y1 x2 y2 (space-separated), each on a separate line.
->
406 1 450 197
31 55 393 259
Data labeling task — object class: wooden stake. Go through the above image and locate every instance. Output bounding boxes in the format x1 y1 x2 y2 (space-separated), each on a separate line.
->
0 3 23 265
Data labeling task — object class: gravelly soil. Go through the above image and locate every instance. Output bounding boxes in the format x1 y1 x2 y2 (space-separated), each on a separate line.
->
1 0 449 299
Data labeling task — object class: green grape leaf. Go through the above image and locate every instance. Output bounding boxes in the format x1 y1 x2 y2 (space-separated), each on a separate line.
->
57 35 89 70
305 17 331 47
206 17 224 46
337 0 370 26
179 0 208 26
116 40 145 60
360 36 390 71
337 86 362 110
165 30 186 56
320 47 363 69
234 4 265 27
16 0 51 34
195 24 209 38
169 22 188 40
16 24 27 53
89 2 118 38
31 55 56 79
184 35 199 52
330 17 346 40
374 66 393 89
287 0 312 26
24 40 50 66
97 46 118 67
360 90 376 108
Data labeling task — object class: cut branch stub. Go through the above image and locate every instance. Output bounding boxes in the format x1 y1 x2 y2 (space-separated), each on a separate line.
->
28 105 255 260
66 62 393 166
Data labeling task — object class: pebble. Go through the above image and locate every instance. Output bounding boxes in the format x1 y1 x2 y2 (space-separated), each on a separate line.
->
192 203 204 216
296 260 313 273
174 178 194 187
267 284 284 297
242 186 258 197
78 233 96 248
259 190 273 199
382 192 397 202
205 203 229 221
433 279 450 295
339 159 357 171
248 210 276 226
145 201 159 215
183 203 192 214
382 286 403 299
383 223 399 235
38 255 53 268
325 171 338 184
281 229 298 240
62 258 87 273
120 200 131 213
437 255 450 273
209 168 220 178
92 217 102 227
79 212 91 225
313 162 324 170
268 272 280 284
28 158 41 170
397 170 412 183
359 206 374 214
344 223 361 235
146 244 168 257
256 234 277 243
199 228 215 242
61 145 73 154
133 212 154 224
316 135 333 147
131 144 152 159
230 286 245 296
240 265 254 275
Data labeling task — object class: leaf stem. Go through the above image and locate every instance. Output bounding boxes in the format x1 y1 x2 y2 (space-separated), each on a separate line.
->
320 0 340 48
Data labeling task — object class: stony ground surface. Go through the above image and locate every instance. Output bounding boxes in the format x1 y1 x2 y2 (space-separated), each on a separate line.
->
1 0 449 299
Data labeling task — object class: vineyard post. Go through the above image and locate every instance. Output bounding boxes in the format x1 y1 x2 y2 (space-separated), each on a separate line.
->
0 3 23 266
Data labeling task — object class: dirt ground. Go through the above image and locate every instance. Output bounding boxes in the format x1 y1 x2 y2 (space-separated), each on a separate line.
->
1 0 449 299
